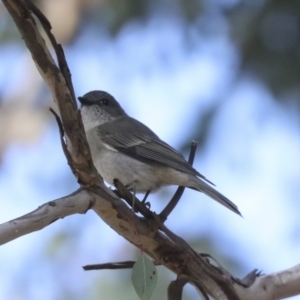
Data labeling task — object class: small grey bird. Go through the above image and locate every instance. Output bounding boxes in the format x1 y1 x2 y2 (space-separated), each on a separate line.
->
78 91 241 216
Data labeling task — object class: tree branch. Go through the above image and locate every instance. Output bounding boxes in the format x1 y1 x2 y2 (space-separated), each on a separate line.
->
234 264 300 300
2 1 300 299
2 0 100 187
168 276 189 300
0 189 92 245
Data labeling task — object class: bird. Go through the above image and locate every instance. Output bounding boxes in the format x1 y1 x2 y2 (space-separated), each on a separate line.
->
78 90 241 216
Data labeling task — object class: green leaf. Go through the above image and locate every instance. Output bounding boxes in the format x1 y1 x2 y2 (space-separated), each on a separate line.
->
131 254 157 300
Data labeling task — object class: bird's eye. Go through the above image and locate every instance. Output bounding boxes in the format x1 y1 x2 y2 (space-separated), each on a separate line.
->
100 98 109 106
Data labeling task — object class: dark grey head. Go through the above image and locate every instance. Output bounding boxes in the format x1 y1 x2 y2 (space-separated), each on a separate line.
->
78 90 126 131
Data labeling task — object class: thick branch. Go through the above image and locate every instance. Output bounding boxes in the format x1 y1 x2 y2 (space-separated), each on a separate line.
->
234 264 300 300
0 189 92 245
0 186 299 299
2 0 100 187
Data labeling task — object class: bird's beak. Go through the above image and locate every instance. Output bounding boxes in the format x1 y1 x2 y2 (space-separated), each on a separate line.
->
78 96 88 106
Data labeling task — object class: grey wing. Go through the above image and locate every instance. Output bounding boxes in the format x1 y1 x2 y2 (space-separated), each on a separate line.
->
96 116 214 185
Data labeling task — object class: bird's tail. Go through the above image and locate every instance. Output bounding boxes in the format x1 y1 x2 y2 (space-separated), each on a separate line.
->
189 176 242 216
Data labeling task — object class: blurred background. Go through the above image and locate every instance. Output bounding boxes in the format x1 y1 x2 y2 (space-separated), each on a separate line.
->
0 0 300 299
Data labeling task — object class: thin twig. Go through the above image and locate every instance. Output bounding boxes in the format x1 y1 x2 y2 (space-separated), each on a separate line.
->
49 108 77 177
159 141 198 221
113 179 153 219
83 260 161 271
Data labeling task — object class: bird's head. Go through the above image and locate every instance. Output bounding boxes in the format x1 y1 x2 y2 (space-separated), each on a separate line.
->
78 90 125 131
